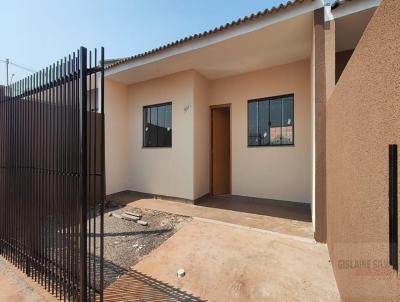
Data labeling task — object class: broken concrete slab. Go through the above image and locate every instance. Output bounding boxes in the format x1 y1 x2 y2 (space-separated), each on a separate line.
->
121 214 140 221
124 211 142 218
129 198 313 239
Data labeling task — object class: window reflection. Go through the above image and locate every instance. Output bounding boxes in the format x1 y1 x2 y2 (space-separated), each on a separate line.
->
143 102 172 147
247 95 294 146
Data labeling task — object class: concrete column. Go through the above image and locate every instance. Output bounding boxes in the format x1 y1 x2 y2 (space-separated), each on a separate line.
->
313 7 335 243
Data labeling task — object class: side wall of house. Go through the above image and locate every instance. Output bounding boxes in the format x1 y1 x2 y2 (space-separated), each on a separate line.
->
326 0 400 300
126 71 195 200
208 60 312 203
105 78 129 194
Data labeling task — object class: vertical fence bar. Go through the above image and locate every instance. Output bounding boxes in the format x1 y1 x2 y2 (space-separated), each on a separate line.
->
78 47 88 302
99 47 105 302
88 50 92 302
93 48 97 300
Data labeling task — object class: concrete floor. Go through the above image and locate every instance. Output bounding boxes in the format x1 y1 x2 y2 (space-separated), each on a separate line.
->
133 219 340 302
196 194 311 222
114 194 314 239
0 256 56 302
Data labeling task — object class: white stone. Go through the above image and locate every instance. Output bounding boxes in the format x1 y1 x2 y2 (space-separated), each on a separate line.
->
121 213 140 221
177 268 185 278
125 211 142 218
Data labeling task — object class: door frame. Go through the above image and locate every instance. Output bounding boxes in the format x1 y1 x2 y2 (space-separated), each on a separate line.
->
210 103 232 195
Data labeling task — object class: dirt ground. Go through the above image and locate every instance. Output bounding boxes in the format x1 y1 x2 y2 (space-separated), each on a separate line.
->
134 219 340 302
0 256 56 302
0 202 190 301
100 202 191 288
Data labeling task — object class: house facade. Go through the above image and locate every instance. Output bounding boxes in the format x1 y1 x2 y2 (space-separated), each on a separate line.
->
104 0 400 299
104 0 379 236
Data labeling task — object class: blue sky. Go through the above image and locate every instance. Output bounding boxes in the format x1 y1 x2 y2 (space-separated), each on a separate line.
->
0 0 288 85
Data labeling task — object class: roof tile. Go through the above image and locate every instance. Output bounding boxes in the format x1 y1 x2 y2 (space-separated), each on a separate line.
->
106 0 311 70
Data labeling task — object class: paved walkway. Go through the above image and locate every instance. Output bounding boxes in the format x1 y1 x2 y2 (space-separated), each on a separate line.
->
133 219 340 302
197 194 311 222
0 256 56 302
123 197 314 239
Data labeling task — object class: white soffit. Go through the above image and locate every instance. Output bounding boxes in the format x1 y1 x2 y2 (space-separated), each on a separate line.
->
331 0 381 19
108 13 314 84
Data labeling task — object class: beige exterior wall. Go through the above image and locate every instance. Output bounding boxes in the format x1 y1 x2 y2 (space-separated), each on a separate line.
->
126 71 195 200
208 60 312 203
105 61 312 203
105 78 129 194
193 73 210 199
313 7 336 242
311 18 316 228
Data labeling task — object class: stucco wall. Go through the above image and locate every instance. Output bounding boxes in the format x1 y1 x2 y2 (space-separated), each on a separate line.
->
313 8 336 243
326 0 400 300
311 17 316 229
105 78 129 194
126 71 195 200
209 60 312 203
193 73 210 199
335 49 353 83
106 61 311 203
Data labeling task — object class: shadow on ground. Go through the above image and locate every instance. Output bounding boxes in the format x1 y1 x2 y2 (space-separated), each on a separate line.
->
102 256 206 302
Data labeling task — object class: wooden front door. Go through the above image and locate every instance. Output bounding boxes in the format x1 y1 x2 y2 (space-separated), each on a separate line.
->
211 106 231 195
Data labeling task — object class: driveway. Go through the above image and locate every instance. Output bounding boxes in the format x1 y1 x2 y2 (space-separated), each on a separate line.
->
129 219 339 302
125 197 313 239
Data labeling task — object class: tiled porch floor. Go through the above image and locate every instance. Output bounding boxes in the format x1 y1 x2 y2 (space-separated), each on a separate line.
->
196 194 311 222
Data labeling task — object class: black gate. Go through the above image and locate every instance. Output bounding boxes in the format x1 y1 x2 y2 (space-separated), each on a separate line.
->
0 47 105 302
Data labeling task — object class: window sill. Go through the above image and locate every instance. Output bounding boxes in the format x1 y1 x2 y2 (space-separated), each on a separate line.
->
142 146 172 149
247 144 295 148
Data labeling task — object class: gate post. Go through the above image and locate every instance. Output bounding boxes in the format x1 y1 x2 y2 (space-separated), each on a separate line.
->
79 46 88 302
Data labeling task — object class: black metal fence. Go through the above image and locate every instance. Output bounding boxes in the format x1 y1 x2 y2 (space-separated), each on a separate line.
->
0 47 105 302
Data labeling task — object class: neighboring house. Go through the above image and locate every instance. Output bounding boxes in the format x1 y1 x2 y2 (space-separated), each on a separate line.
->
104 0 400 299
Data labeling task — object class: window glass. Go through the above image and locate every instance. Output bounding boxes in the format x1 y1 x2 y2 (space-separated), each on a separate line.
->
282 97 294 145
143 102 172 147
258 100 269 145
269 99 282 145
149 106 158 146
247 95 294 146
88 89 98 112
165 104 172 146
143 108 153 147
157 105 165 145
248 102 258 146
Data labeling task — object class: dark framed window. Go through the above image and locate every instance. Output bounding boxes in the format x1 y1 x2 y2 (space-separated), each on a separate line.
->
143 102 172 147
248 94 294 146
